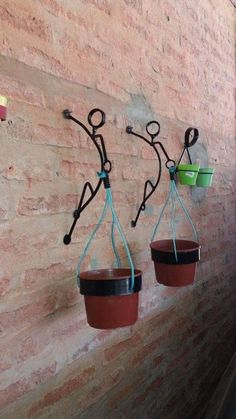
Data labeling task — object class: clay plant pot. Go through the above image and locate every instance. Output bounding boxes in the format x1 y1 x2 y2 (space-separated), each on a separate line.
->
150 240 200 287
177 164 200 186
79 268 142 329
0 95 7 121
196 168 214 187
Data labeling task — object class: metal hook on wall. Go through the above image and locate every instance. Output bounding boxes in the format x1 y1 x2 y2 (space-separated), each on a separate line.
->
62 108 112 245
126 121 175 227
177 127 199 165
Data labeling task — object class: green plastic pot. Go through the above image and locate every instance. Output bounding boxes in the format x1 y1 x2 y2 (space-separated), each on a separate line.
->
177 164 200 186
196 168 214 187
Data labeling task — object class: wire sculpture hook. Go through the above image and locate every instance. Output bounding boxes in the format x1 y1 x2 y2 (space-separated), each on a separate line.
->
126 121 175 227
176 127 199 165
62 108 112 244
126 122 199 227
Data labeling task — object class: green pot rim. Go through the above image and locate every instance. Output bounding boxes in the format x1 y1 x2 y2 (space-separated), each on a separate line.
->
198 168 214 174
177 164 200 172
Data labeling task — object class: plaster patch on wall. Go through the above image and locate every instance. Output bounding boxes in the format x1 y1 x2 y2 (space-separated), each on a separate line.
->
126 93 155 124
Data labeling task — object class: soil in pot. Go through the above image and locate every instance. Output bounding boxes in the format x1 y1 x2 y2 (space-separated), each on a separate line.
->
150 239 200 286
79 268 142 329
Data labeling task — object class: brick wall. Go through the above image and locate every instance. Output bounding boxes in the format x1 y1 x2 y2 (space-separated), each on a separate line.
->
0 0 235 418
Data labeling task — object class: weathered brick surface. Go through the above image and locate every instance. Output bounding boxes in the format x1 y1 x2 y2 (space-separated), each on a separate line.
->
0 0 235 418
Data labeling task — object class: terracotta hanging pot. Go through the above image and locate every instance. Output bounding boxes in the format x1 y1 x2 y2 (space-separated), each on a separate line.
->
79 268 142 329
150 239 200 287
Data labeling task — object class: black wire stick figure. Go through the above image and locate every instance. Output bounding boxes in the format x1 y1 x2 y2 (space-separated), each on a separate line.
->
63 108 112 245
126 121 175 227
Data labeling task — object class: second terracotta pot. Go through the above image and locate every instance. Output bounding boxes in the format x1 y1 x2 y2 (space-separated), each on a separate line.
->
150 239 200 287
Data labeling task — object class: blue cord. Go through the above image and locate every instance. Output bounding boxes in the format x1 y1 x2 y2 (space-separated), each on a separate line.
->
77 171 135 291
107 188 134 290
151 188 172 242
170 180 178 262
151 166 198 262
172 181 198 242
77 194 109 286
111 214 122 268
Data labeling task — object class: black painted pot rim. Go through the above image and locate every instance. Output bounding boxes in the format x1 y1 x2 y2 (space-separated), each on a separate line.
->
79 268 142 296
150 239 200 251
150 239 200 265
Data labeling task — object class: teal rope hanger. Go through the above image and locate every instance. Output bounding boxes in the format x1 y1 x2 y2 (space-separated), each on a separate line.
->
77 171 135 290
111 214 121 268
151 167 198 262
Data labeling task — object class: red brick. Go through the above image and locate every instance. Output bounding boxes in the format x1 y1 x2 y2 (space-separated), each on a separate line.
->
0 295 58 334
0 231 60 266
0 75 45 107
152 355 165 367
131 335 163 367
0 3 52 42
0 378 30 409
29 366 95 415
0 362 57 409
23 46 73 80
21 262 74 289
147 306 176 330
59 160 98 180
132 376 163 407
85 0 111 15
104 332 142 362
17 194 78 215
0 274 10 297
32 124 82 148
17 336 39 363
38 0 64 17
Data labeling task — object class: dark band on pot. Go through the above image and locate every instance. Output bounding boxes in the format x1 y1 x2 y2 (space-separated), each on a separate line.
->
151 248 200 265
79 274 142 296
